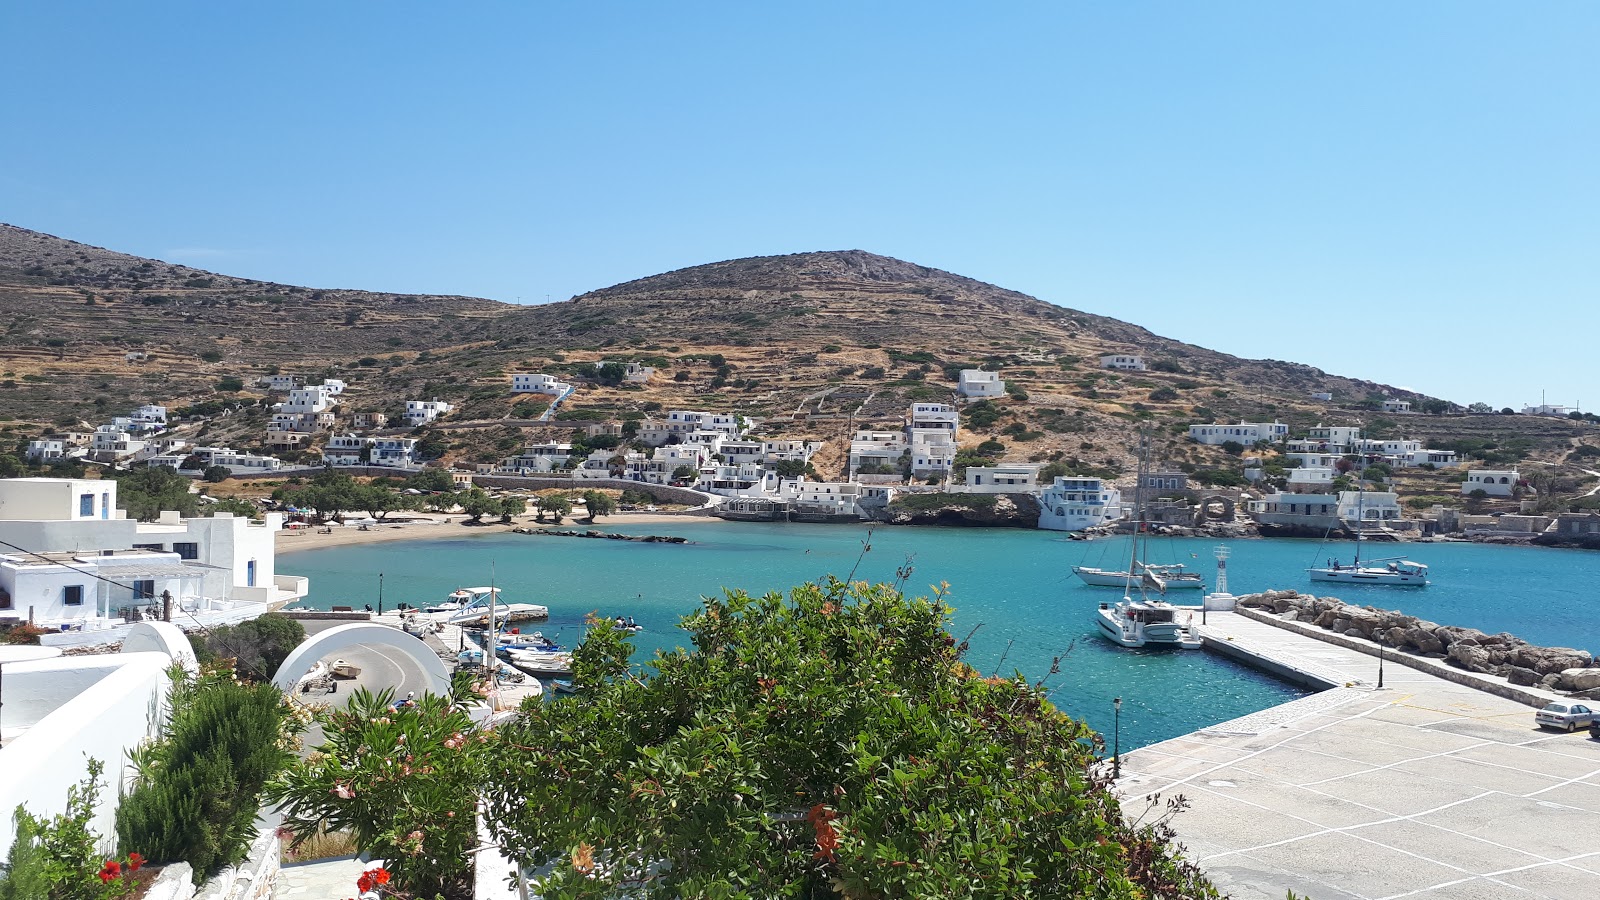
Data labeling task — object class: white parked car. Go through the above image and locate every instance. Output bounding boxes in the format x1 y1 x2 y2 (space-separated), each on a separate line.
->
1534 702 1596 732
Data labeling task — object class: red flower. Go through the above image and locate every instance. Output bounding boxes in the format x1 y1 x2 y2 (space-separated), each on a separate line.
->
97 860 122 883
373 867 391 885
356 872 374 893
127 852 144 871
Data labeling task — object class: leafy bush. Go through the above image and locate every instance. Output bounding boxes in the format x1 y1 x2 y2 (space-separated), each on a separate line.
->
1 759 146 900
193 614 306 683
1148 386 1179 402
480 582 1218 897
116 669 295 882
964 400 1004 429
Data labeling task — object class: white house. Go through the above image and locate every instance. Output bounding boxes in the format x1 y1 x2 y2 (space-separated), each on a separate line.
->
405 399 453 427
0 478 307 638
1037 476 1123 532
908 431 957 477
260 374 301 391
1399 448 1459 468
1187 421 1288 446
1100 354 1147 371
1462 469 1520 498
1309 391 1333 402
278 385 337 415
907 403 959 433
1286 467 1335 493
130 405 167 432
511 373 572 396
148 446 283 475
89 426 146 462
780 480 865 521
955 464 1039 493
1522 403 1576 417
1302 426 1364 453
638 411 747 446
1337 490 1403 522
352 412 389 429
1381 398 1413 414
499 442 577 474
321 378 347 396
326 436 420 468
958 369 1005 399
849 431 907 473
25 440 68 464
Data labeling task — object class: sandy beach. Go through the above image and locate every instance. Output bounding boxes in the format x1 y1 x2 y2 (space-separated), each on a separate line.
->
275 513 721 555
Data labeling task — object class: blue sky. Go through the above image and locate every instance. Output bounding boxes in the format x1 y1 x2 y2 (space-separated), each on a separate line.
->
3 3 1595 409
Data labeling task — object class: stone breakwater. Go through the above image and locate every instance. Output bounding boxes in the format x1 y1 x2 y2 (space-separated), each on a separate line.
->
512 528 690 543
1236 590 1600 698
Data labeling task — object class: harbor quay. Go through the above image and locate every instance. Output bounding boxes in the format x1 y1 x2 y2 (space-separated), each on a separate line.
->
1117 609 1600 900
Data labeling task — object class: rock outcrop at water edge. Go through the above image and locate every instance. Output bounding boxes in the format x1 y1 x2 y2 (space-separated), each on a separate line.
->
1235 590 1600 697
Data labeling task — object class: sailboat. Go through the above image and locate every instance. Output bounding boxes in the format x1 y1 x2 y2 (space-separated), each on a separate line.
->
1092 435 1203 650
1072 452 1203 590
1307 484 1429 586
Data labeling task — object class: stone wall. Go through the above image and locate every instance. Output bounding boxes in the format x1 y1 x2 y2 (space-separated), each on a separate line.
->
1235 590 1600 699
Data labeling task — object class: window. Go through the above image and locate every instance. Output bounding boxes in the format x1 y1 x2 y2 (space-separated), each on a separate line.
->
133 580 155 600
172 542 199 560
64 585 84 606
246 560 257 588
80 493 94 517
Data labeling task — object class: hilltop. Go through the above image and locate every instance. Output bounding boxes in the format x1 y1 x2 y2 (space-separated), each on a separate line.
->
2 225 1594 493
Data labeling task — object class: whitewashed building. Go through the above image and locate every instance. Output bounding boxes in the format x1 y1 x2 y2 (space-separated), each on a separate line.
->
1100 354 1147 371
1462 469 1520 498
955 464 1039 493
130 406 167 432
148 446 283 475
24 440 69 464
1038 476 1123 532
1522 403 1576 417
352 412 388 429
325 435 419 468
1287 467 1336 493
1309 391 1333 402
0 478 306 638
278 385 337 415
405 399 453 427
958 369 1005 399
89 426 146 462
1381 398 1413 414
511 373 572 396
1188 421 1288 446
849 431 907 474
260 374 301 391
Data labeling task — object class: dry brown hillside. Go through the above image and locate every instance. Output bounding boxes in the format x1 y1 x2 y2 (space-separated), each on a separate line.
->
4 224 1594 488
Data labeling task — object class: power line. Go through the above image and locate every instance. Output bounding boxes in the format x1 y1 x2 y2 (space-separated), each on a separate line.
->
0 537 212 633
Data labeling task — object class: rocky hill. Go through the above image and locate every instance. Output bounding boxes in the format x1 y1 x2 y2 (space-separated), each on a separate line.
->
3 225 1594 490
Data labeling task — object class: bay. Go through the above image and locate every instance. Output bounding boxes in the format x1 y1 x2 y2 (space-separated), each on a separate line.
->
283 522 1600 749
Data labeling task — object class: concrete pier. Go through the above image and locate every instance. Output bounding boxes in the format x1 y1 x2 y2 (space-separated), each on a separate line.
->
1118 610 1600 900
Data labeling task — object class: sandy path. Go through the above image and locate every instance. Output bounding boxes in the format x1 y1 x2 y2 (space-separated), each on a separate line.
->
275 512 722 555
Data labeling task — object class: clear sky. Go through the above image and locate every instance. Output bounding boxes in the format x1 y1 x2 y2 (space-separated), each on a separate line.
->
3 3 1595 409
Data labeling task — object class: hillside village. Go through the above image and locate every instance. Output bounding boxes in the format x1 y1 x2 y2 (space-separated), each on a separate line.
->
4 228 1600 546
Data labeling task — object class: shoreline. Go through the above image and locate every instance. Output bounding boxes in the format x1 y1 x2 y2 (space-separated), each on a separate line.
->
274 512 724 555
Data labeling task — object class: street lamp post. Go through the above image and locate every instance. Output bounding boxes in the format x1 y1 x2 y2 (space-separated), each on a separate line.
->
1377 640 1385 689
1113 696 1122 779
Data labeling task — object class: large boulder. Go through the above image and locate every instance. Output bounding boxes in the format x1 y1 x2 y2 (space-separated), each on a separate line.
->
1555 668 1600 692
1448 643 1494 672
1506 666 1541 687
1404 626 1445 655
1510 647 1594 675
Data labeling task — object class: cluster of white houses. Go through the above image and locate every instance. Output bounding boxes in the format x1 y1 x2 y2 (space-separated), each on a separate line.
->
0 477 307 645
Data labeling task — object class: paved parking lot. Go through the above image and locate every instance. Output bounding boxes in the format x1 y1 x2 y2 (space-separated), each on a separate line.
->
1118 612 1600 900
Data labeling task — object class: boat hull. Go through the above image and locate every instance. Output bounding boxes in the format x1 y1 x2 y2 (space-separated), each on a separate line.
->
1308 568 1428 586
1094 606 1202 649
1073 567 1204 589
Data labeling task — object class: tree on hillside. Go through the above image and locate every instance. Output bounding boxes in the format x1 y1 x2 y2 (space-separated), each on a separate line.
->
205 497 259 519
118 467 199 520
771 459 806 479
580 490 615 522
193 614 306 683
479 580 1218 898
351 483 416 520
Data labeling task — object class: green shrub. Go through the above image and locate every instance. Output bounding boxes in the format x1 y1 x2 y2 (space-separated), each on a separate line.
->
196 615 306 683
116 669 296 882
2 759 145 900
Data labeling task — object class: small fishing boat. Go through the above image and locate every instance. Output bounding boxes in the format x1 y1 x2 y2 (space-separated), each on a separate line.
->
427 587 550 625
500 647 575 677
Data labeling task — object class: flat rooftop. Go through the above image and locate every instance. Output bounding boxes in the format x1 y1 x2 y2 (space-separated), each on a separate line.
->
1117 610 1600 899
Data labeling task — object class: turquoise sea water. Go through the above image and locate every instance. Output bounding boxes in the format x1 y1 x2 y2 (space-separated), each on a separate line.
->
284 523 1600 749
